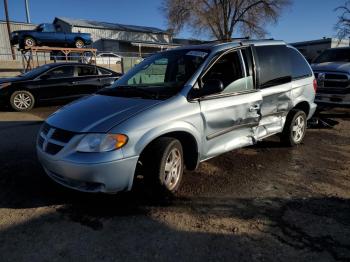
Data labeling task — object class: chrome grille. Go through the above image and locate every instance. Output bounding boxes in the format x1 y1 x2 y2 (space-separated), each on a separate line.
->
314 72 350 89
38 123 76 155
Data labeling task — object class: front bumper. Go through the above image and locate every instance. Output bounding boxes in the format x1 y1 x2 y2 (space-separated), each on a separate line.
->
10 35 19 46
308 102 317 119
315 93 350 107
37 147 139 193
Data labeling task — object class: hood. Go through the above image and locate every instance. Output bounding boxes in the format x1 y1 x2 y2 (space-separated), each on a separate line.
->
0 76 24 84
13 30 34 34
46 94 162 133
311 62 350 73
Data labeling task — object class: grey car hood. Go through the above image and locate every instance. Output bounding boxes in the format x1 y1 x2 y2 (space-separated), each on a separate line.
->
311 62 350 73
46 94 162 133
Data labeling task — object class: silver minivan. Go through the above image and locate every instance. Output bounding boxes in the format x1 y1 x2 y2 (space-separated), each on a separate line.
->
37 40 317 194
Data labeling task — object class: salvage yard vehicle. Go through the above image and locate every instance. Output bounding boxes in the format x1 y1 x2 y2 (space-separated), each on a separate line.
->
96 53 122 64
81 52 122 65
0 63 121 111
37 40 317 195
10 23 92 49
312 47 350 108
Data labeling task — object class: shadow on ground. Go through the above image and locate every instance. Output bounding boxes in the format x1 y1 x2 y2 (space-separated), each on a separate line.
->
0 108 349 261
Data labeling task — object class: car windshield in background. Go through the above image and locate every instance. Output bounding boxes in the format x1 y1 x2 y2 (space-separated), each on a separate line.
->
314 49 350 63
99 49 209 99
19 65 51 78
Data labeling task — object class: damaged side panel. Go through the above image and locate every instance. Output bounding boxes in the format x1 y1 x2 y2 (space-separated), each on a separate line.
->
199 91 262 160
254 83 293 140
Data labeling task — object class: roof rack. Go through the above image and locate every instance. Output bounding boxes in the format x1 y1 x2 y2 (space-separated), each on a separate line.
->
203 37 250 43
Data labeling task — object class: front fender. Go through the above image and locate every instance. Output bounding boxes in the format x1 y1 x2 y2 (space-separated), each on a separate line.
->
127 120 203 159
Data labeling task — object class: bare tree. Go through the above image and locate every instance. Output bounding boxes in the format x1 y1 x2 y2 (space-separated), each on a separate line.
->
335 1 350 40
161 0 291 41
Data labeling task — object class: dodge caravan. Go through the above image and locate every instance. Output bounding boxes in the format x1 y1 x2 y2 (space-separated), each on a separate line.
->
37 40 317 194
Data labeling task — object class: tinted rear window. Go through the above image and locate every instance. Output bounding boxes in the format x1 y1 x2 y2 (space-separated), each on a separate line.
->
256 45 312 88
76 66 98 76
255 45 291 88
288 48 312 79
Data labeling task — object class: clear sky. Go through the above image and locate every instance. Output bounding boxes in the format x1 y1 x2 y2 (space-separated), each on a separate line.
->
0 0 345 43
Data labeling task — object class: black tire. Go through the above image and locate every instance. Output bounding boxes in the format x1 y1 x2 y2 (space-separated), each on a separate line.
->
10 90 35 112
75 39 85 48
280 109 307 146
143 137 184 195
24 36 36 47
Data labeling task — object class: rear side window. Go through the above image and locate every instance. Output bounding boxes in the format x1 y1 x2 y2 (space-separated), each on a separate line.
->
98 68 112 75
76 66 98 76
255 45 291 88
288 48 312 79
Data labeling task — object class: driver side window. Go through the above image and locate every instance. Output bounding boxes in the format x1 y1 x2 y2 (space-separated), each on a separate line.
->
202 50 253 94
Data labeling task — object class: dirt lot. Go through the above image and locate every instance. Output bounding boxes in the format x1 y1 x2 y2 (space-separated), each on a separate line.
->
0 106 349 262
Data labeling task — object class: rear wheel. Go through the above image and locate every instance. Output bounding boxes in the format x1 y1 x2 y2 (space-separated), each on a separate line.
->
24 36 36 47
10 90 35 111
143 137 184 195
75 39 85 48
281 109 307 146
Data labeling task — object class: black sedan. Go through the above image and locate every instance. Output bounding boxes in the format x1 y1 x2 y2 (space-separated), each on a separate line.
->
0 63 121 111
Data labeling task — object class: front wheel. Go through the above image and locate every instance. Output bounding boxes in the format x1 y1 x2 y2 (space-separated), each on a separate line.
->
280 109 307 146
24 36 36 48
143 137 184 194
10 90 35 111
75 39 85 48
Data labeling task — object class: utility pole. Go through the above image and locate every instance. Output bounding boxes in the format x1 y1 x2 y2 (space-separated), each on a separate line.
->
24 0 31 23
4 0 16 60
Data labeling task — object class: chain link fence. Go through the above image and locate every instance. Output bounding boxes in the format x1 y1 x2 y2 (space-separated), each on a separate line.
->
0 49 156 77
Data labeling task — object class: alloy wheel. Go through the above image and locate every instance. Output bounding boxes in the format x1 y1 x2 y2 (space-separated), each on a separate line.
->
292 115 305 143
13 93 32 110
25 38 34 47
75 40 84 48
164 148 182 191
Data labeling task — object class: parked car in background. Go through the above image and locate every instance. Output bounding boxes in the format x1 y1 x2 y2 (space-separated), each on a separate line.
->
10 23 92 49
82 52 122 65
312 47 350 108
96 53 122 64
37 40 316 195
0 63 121 111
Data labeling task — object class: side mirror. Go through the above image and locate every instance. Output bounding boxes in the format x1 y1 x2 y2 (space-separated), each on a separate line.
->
195 79 224 98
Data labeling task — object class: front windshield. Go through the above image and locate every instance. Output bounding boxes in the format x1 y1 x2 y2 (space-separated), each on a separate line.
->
100 49 209 99
314 49 350 63
19 65 51 78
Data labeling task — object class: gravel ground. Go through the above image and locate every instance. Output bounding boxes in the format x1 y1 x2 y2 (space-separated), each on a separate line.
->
0 106 349 262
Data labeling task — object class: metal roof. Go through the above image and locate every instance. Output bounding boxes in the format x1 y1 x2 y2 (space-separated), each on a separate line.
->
54 17 169 35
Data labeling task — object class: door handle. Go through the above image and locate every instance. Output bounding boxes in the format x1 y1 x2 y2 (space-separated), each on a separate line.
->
70 81 76 85
249 104 260 112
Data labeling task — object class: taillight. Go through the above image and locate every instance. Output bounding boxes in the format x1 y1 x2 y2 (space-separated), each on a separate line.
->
313 78 318 92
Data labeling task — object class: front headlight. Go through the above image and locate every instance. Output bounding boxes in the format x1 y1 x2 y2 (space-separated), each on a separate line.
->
0 82 11 89
76 133 128 153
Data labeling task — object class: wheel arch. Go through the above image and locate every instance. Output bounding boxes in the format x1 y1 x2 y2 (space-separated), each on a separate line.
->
74 37 85 44
293 101 310 117
138 130 200 171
